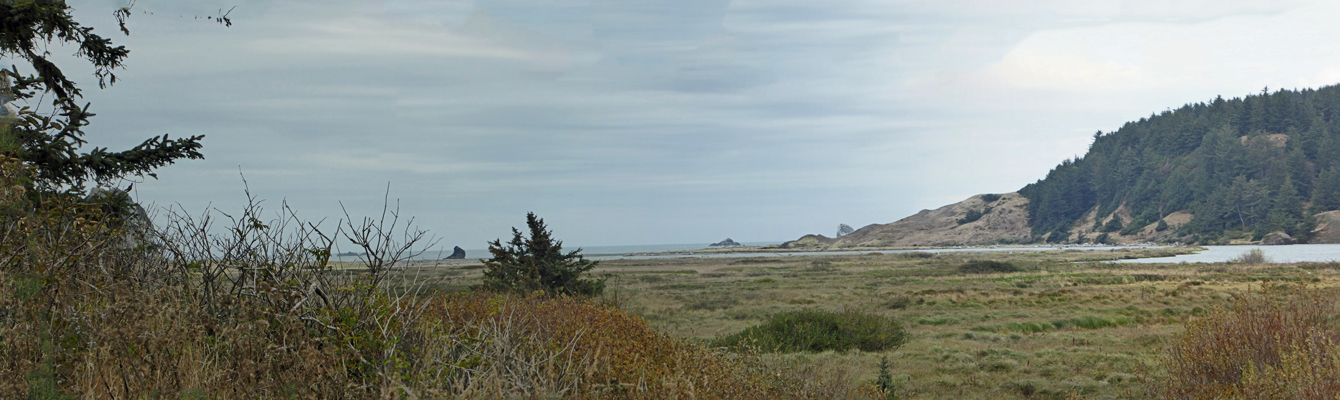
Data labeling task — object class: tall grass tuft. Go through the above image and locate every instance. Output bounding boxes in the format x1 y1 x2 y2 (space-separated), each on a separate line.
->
1160 284 1340 399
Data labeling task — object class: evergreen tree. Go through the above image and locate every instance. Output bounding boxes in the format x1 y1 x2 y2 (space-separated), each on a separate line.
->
479 212 605 297
0 1 205 189
1269 177 1303 233
1312 167 1340 213
1007 85 1340 241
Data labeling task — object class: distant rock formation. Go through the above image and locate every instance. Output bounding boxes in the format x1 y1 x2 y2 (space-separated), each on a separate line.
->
1261 231 1294 246
446 246 466 259
710 238 742 247
781 193 1032 249
1312 211 1340 244
836 224 855 237
85 186 153 251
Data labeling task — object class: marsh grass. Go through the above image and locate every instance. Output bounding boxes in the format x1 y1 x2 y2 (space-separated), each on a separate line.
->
531 245 1340 399
713 309 908 353
958 260 1024 274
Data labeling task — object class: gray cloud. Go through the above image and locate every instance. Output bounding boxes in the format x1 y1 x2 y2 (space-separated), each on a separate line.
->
34 0 1340 248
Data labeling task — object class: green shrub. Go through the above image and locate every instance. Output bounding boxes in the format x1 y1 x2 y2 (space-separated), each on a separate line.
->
958 260 1022 274
899 251 935 259
957 207 992 225
1119 220 1145 236
1101 217 1124 233
713 309 908 353
980 193 1001 203
885 295 913 309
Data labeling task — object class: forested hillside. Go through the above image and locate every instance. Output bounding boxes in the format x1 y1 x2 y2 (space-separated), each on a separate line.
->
1020 86 1340 244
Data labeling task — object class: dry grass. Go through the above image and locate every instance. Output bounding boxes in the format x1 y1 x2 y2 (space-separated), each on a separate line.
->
0 156 875 399
471 247 1338 400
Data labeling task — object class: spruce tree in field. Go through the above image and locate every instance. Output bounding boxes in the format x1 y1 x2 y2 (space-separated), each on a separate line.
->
0 1 208 189
480 212 605 297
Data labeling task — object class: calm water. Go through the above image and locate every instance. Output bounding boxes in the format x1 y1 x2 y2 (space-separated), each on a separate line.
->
1117 244 1340 264
339 243 1181 263
583 244 1167 260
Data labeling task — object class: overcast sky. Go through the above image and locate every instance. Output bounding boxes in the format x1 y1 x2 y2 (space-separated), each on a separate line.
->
28 0 1340 249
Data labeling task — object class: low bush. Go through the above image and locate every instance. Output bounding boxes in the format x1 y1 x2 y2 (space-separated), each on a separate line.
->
958 260 1022 274
885 295 913 309
957 207 991 225
713 309 908 353
1161 284 1340 399
899 251 935 259
1230 248 1270 264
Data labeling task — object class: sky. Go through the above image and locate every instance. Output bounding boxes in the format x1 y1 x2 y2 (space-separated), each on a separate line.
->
22 0 1340 250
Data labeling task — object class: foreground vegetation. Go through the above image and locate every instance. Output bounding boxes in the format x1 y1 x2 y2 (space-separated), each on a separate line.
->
7 162 1340 399
0 157 882 398
422 246 1340 399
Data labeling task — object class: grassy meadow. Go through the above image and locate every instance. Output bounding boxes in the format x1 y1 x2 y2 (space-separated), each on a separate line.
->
420 246 1340 399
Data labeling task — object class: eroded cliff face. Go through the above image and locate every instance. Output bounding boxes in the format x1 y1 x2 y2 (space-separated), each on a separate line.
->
1311 211 1340 244
781 193 1032 250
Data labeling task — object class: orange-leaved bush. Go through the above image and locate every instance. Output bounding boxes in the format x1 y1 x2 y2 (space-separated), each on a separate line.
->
1161 284 1340 399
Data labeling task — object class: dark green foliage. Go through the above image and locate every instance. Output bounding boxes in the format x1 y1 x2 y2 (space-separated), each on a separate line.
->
957 206 991 225
713 309 908 353
885 295 912 309
1311 167 1340 213
1094 233 1112 244
875 356 898 400
1019 87 1340 241
1101 216 1124 233
980 193 1001 203
479 212 605 297
958 260 1022 274
1156 219 1169 231
1044 227 1069 243
0 1 204 188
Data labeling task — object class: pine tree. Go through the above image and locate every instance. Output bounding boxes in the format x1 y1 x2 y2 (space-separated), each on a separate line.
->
479 212 605 297
1312 167 1340 213
0 1 205 189
1269 177 1303 233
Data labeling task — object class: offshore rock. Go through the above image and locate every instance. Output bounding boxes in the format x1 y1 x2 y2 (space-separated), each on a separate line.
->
710 238 742 247
446 246 466 259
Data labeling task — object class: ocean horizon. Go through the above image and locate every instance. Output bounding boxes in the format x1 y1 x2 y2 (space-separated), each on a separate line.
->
334 241 785 261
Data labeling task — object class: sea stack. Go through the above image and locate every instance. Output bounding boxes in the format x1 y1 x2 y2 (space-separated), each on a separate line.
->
446 246 466 259
710 238 742 247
